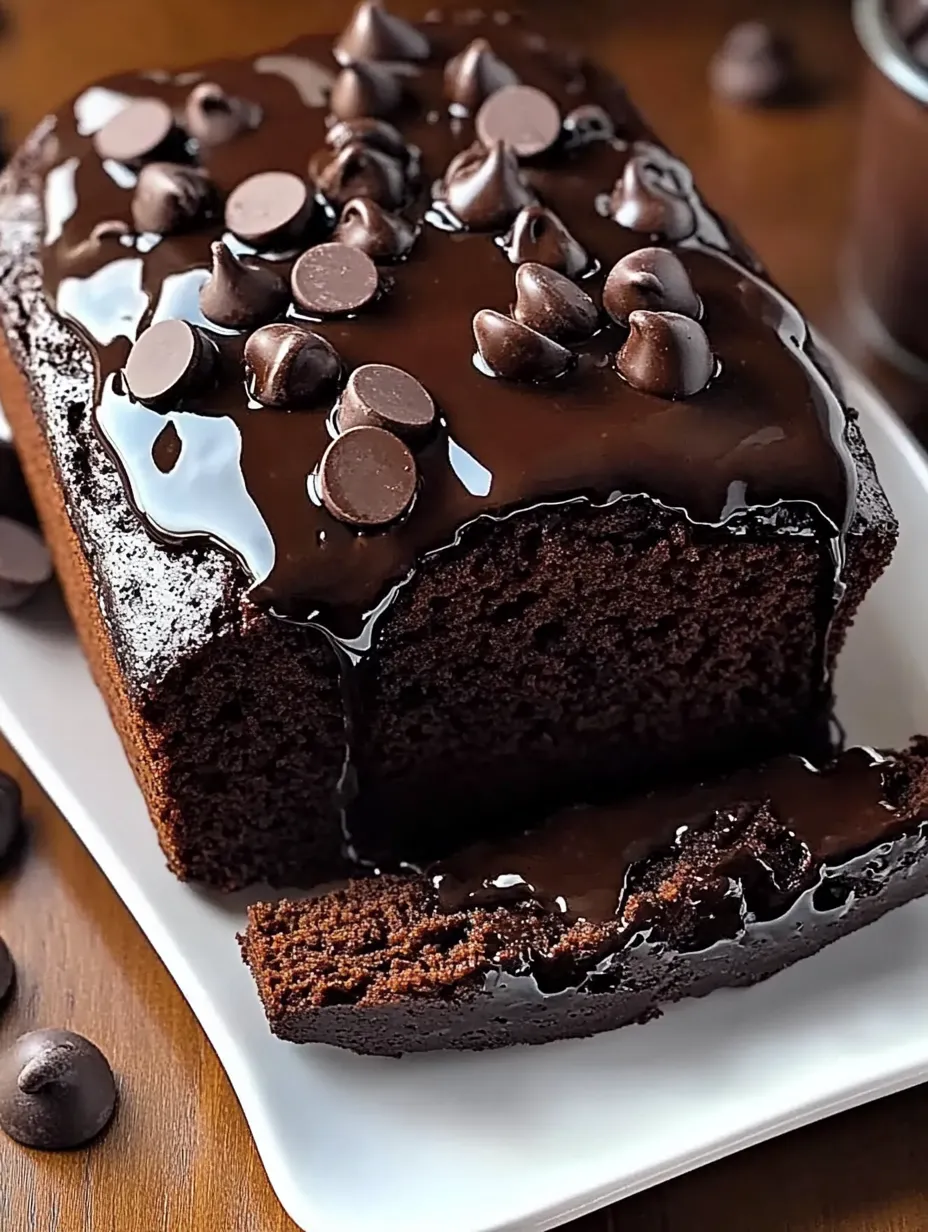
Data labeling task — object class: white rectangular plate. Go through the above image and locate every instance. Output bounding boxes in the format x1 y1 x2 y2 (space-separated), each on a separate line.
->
2 357 928 1232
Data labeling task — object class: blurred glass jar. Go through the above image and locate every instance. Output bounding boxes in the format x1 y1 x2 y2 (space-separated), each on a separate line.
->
850 0 928 377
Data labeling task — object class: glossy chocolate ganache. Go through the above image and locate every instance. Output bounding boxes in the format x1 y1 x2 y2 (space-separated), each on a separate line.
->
432 745 900 923
38 5 856 645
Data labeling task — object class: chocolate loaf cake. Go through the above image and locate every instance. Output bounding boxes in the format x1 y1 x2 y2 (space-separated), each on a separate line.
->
242 743 928 1054
0 5 897 888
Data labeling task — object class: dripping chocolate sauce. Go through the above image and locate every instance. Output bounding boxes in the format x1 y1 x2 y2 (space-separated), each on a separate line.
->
428 746 925 997
38 17 857 870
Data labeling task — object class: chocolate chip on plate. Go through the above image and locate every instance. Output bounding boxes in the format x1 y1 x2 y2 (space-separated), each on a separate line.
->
0 442 35 527
326 116 409 162
0 937 12 1006
328 63 402 122
185 81 260 145
244 323 341 407
616 310 715 398
318 426 417 527
0 771 23 863
0 518 52 611
336 364 435 440
513 262 598 343
224 170 315 250
199 241 289 330
444 37 519 111
609 155 695 242
709 22 796 106
334 197 416 261
0 1029 117 1150
313 141 406 210
473 308 573 382
501 205 587 278
476 83 562 158
124 319 216 407
92 97 177 164
439 140 534 230
334 0 430 64
603 247 701 326
291 242 379 316
130 163 217 235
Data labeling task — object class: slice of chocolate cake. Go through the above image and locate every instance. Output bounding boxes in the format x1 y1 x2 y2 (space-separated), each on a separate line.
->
241 743 928 1055
0 6 897 888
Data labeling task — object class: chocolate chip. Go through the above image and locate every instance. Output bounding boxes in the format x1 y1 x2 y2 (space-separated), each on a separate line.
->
0 937 12 1005
0 518 52 611
334 197 416 261
709 23 795 106
0 772 23 863
130 163 217 235
476 84 561 158
438 140 534 230
124 319 216 407
502 205 587 278
603 247 701 326
291 242 379 316
0 1030 117 1150
185 81 260 145
616 310 715 398
513 262 598 343
326 116 409 162
444 37 519 111
224 170 315 249
244 323 341 408
328 63 402 122
334 0 430 64
312 141 406 209
336 364 435 440
563 104 616 146
0 442 33 527
473 309 573 382
318 426 417 527
92 97 177 164
199 241 289 330
609 155 695 242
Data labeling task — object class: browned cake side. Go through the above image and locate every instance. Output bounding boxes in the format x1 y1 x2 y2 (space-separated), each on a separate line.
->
241 744 928 1054
0 10 899 888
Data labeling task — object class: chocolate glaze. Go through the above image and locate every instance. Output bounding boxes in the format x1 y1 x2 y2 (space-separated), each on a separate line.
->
40 15 855 639
432 746 897 923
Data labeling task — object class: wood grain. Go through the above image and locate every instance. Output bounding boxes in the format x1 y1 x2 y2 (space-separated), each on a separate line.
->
1 1 927 1229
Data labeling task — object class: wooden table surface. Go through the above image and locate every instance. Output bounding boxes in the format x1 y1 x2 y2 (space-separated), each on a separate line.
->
1 1 927 1229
